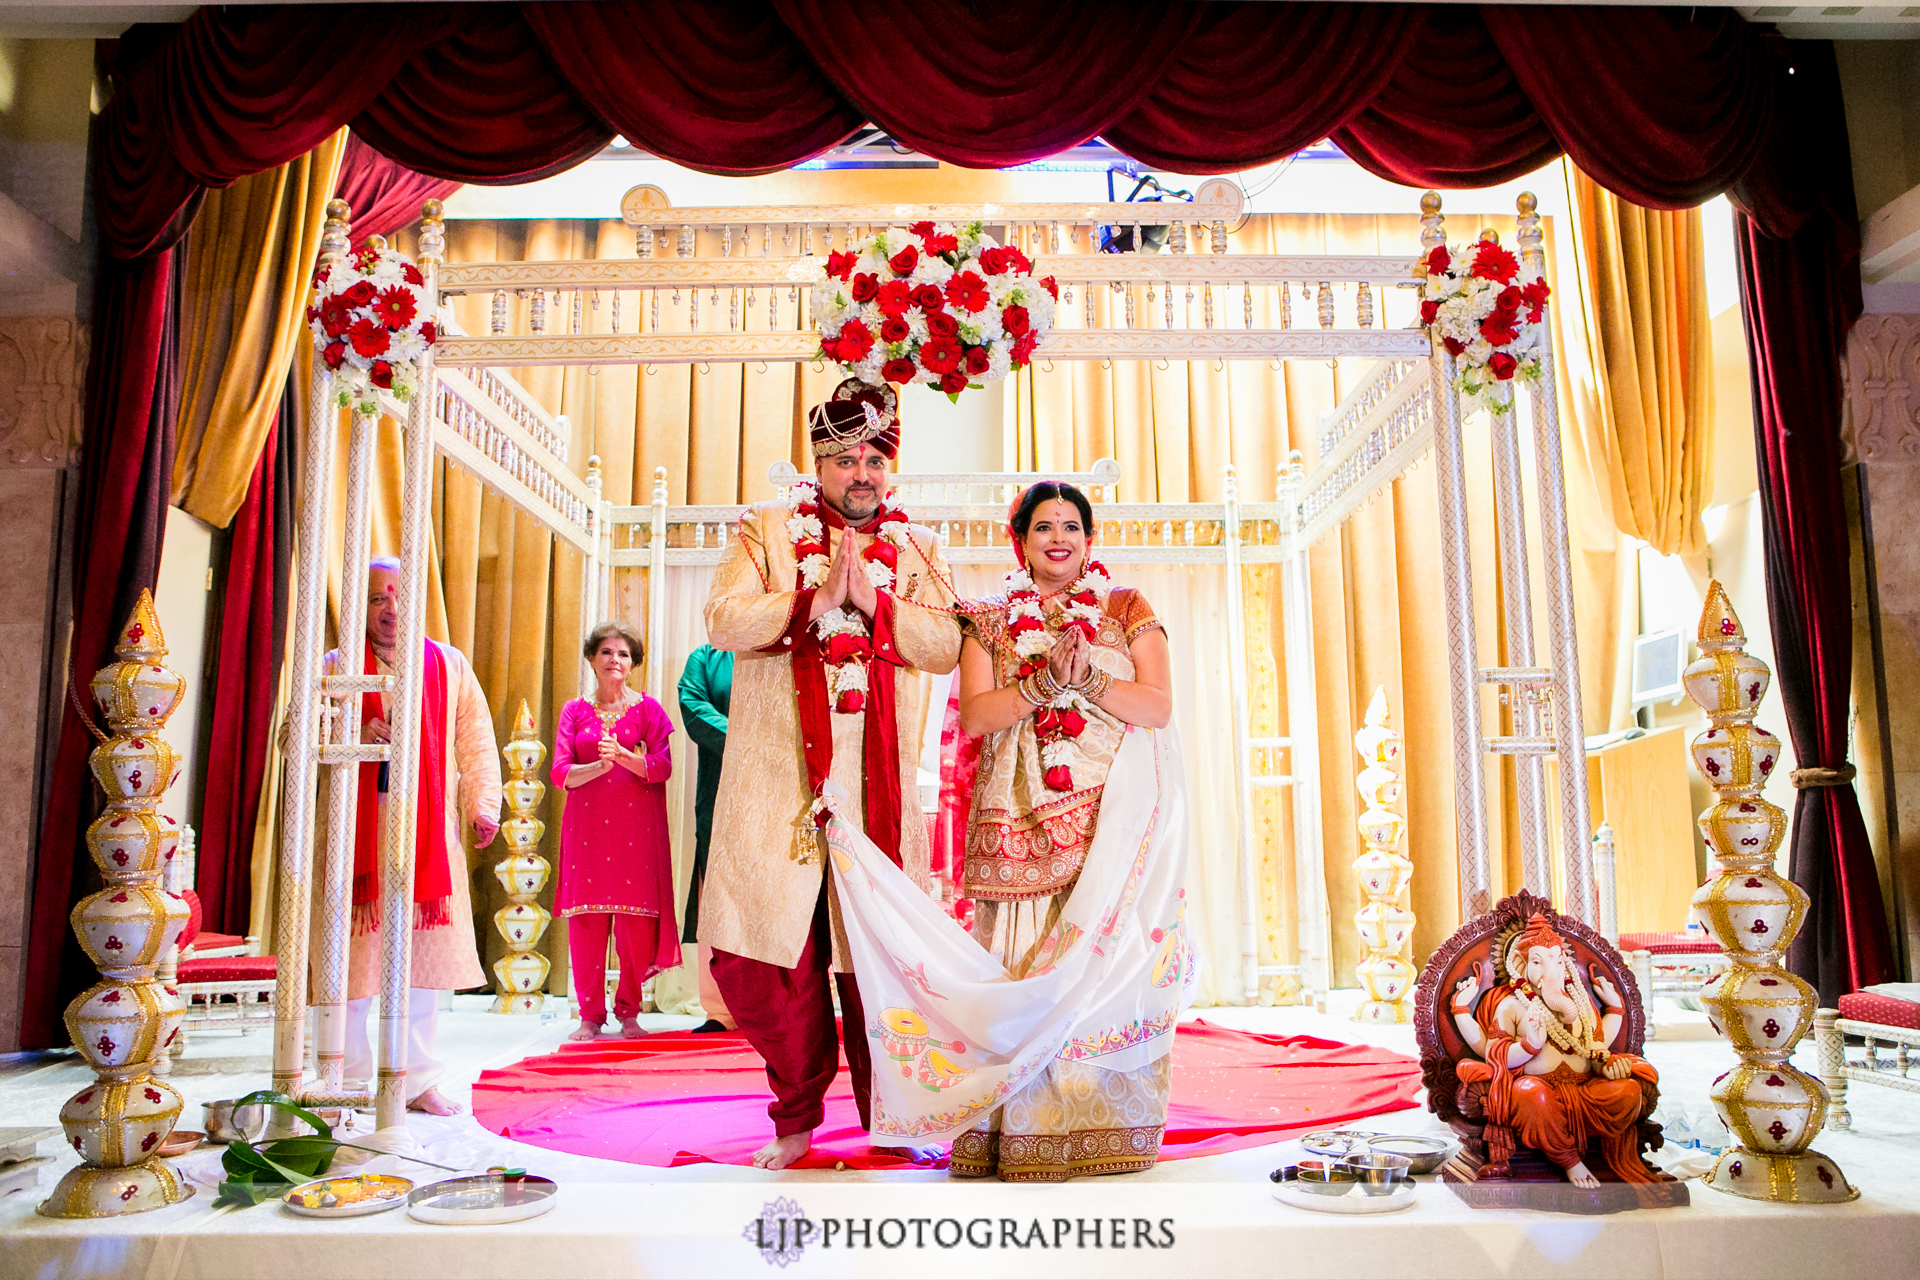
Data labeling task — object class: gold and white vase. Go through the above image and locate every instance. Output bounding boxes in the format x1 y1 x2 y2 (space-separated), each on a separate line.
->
1685 582 1855 1203
41 593 193 1218
492 700 552 1014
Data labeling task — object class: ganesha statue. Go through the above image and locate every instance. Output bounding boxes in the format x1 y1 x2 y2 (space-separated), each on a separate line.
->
1415 890 1686 1211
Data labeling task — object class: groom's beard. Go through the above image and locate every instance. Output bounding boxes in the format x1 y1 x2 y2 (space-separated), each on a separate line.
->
828 484 880 524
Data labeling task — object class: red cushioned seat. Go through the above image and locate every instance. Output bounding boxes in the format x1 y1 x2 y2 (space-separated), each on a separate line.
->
1837 991 1920 1030
190 932 248 953
1618 930 1723 955
177 955 276 983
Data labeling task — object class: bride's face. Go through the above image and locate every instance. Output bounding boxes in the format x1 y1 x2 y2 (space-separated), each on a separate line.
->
1022 498 1089 589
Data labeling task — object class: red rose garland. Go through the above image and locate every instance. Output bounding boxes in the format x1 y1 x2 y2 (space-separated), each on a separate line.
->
786 480 915 713
1004 561 1111 792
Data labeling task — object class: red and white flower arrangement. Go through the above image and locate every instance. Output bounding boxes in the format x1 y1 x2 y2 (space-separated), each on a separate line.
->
811 221 1057 400
307 245 438 414
1417 239 1550 411
1004 560 1111 792
787 478 916 713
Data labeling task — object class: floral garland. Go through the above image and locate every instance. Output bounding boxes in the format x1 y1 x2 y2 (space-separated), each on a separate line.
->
1417 239 1550 412
786 479 916 713
1004 560 1111 792
811 221 1057 400
307 245 438 415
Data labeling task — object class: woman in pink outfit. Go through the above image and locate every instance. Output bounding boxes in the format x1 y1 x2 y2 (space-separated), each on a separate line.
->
552 621 682 1040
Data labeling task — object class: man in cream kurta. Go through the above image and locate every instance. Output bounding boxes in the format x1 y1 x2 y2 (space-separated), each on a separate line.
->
702 380 960 1169
317 556 502 1116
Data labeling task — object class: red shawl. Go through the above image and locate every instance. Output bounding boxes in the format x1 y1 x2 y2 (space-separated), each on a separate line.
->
352 638 452 931
760 505 905 869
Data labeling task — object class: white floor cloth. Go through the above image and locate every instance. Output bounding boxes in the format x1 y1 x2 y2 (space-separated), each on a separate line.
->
825 724 1199 1143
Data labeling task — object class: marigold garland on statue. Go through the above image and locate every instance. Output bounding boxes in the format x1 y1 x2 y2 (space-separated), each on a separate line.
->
811 221 1057 399
786 478 915 713
1003 560 1110 792
1417 237 1550 411
306 245 439 414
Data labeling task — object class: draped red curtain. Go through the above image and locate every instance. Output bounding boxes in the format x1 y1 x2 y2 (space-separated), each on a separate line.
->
334 133 463 245
25 0 1886 1043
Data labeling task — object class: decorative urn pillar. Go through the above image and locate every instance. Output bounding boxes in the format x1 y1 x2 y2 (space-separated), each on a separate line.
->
1353 687 1417 1023
492 700 552 1013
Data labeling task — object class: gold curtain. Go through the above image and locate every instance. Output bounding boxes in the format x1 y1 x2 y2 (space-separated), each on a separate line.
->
1563 167 1715 557
173 131 347 527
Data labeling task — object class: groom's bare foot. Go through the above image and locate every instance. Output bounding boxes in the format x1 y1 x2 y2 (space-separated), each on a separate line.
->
406 1086 462 1116
752 1132 812 1170
875 1143 946 1166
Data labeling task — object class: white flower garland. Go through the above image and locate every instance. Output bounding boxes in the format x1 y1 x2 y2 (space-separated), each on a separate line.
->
787 478 916 712
1002 561 1112 792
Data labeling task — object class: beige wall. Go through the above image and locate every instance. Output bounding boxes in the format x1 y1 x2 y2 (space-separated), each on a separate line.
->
0 38 92 1050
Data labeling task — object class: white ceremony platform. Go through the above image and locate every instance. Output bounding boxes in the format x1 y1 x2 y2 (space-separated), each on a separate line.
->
4 996 1916 1279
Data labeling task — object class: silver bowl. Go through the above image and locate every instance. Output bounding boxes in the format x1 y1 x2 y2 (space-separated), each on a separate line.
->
1287 1157 1360 1197
1342 1151 1414 1196
1359 1134 1454 1175
201 1099 267 1145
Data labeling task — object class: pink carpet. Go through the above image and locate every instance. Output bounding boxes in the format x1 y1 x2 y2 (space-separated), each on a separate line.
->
473 1019 1423 1170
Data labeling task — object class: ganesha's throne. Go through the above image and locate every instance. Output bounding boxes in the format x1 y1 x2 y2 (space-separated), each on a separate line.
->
1414 890 1687 1212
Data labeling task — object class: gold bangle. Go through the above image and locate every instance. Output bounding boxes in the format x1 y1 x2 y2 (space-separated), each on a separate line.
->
1080 667 1113 701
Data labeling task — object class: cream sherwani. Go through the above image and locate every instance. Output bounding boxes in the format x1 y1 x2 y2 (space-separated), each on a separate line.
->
315 639 502 1001
700 501 960 970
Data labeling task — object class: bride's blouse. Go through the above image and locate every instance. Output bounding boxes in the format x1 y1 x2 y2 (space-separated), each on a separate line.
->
956 587 1163 902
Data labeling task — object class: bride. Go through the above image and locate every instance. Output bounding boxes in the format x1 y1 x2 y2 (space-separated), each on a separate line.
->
823 480 1196 1182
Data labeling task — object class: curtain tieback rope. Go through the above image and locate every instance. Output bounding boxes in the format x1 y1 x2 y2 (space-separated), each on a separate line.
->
1790 764 1856 789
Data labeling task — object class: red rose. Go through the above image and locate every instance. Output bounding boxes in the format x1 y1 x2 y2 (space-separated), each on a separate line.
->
1010 332 1038 365
836 689 865 714
881 357 918 384
910 220 936 239
420 321 437 345
344 280 376 307
1522 279 1551 322
850 272 880 304
879 316 911 344
876 280 913 318
1424 245 1451 276
826 251 858 281
1479 314 1518 346
979 247 1011 276
1034 707 1060 733
322 340 347 370
1419 298 1440 326
1002 304 1030 337
1043 765 1074 792
920 336 963 374
369 359 394 389
1496 285 1523 312
834 318 875 362
1472 241 1519 284
1005 247 1032 275
347 316 391 358
865 539 898 570
1488 351 1519 380
963 346 991 375
402 262 424 286
925 311 959 340
940 371 968 394
1065 617 1097 641
825 632 871 664
924 231 958 255
913 283 945 312
373 285 417 329
1071 590 1098 607
1058 708 1087 736
945 271 989 313
1443 336 1466 357
1041 276 1059 300
889 244 919 276
313 264 331 287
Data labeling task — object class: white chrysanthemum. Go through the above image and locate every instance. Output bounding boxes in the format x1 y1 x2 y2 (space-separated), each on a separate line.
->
987 346 1013 381
799 553 831 588
1040 740 1076 768
1015 631 1053 660
1003 569 1035 593
786 513 823 544
878 524 912 547
863 560 894 591
829 661 869 696
911 257 955 288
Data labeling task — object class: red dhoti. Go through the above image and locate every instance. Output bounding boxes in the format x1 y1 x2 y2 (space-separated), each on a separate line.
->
710 880 873 1138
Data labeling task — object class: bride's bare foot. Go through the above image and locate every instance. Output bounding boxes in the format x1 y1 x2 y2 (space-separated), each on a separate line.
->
406 1086 463 1116
752 1132 812 1170
875 1143 946 1166
1566 1160 1600 1189
567 1020 602 1042
617 1016 649 1039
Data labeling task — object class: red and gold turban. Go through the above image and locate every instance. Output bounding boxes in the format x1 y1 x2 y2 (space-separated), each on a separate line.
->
809 378 900 459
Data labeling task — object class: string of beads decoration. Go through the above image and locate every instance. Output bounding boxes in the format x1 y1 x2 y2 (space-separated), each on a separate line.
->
1686 581 1855 1203
41 593 193 1217
492 700 553 1013
1352 686 1417 1024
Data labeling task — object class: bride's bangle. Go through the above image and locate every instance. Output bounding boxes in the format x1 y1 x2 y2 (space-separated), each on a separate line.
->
1078 667 1113 701
1019 669 1062 705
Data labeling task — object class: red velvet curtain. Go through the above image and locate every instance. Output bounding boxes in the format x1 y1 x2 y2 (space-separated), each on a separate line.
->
334 133 463 244
28 0 1886 1043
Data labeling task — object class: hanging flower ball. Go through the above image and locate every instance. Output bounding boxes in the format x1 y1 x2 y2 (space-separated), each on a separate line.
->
308 246 437 416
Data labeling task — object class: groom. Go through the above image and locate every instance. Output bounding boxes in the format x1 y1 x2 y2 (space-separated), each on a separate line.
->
700 379 960 1169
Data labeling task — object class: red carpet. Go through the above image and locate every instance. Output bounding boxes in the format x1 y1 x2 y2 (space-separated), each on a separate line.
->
472 1019 1423 1170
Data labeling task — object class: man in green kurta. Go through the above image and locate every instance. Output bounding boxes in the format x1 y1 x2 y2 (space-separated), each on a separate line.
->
677 642 734 1031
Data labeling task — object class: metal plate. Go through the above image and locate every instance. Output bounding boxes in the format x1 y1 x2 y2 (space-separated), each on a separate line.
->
1272 1171 1417 1215
282 1174 413 1218
407 1174 558 1226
